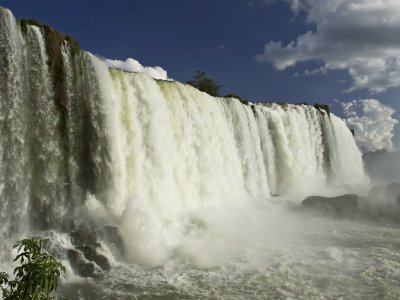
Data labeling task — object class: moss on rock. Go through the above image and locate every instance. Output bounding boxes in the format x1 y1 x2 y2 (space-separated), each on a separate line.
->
277 102 289 110
19 18 41 34
18 17 81 59
64 34 80 57
314 103 330 115
225 93 242 100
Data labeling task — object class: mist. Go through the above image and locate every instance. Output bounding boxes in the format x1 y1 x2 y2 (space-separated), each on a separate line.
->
1 6 400 298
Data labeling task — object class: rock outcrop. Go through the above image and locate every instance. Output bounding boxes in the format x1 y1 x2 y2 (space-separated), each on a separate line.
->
67 248 96 278
67 222 122 277
301 194 359 217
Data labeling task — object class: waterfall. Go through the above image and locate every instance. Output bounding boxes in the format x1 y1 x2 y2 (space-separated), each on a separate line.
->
0 6 368 265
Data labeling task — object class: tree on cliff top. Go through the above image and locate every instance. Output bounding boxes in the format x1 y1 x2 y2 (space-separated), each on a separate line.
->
186 70 223 97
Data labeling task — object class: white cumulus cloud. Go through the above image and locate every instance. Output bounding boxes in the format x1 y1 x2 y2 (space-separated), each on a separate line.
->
257 0 400 93
104 58 170 80
341 99 398 152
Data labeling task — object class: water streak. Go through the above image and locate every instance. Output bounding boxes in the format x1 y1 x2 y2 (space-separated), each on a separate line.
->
0 6 368 265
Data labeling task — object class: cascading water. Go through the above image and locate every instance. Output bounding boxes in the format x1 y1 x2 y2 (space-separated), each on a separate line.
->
0 5 368 260
6 6 398 300
0 7 111 257
93 65 368 263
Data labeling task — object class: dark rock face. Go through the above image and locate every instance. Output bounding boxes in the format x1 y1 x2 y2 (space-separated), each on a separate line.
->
302 194 359 217
67 249 95 278
314 103 330 115
301 183 400 223
99 225 124 256
70 223 99 247
92 252 110 271
76 245 111 271
78 262 95 278
68 222 113 276
11 17 112 232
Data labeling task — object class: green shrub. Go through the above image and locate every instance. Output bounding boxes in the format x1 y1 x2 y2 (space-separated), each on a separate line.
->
314 103 330 115
186 70 223 97
18 18 80 58
64 35 80 57
19 19 41 34
224 93 241 100
277 102 289 110
0 237 65 300
224 93 250 105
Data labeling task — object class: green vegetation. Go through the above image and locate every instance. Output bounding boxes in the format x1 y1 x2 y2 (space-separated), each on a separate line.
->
314 103 330 115
224 93 242 100
19 19 41 34
224 93 250 105
277 103 289 110
239 99 250 105
64 35 80 57
16 18 81 228
186 70 223 97
185 71 249 102
250 104 257 116
0 238 65 300
18 18 80 58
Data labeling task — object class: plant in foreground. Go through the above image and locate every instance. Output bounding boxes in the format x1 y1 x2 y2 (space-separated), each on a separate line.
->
0 237 65 300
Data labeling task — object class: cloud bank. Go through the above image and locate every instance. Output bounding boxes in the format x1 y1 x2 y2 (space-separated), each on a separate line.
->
257 0 400 93
341 99 398 152
104 58 170 80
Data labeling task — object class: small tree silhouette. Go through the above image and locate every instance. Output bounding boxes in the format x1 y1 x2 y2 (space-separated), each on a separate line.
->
186 70 223 97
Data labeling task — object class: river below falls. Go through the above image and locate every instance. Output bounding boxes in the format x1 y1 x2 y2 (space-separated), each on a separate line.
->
57 217 400 300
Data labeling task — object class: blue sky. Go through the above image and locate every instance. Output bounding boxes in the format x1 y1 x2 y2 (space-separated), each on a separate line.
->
1 0 400 150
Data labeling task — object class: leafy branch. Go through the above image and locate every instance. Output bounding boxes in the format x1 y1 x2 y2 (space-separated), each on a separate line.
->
0 237 65 300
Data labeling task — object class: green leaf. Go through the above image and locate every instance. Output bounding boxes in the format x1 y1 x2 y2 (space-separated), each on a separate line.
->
1 237 66 299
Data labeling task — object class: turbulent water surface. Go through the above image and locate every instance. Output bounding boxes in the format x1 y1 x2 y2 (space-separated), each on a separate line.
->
1 6 399 300
57 217 400 299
